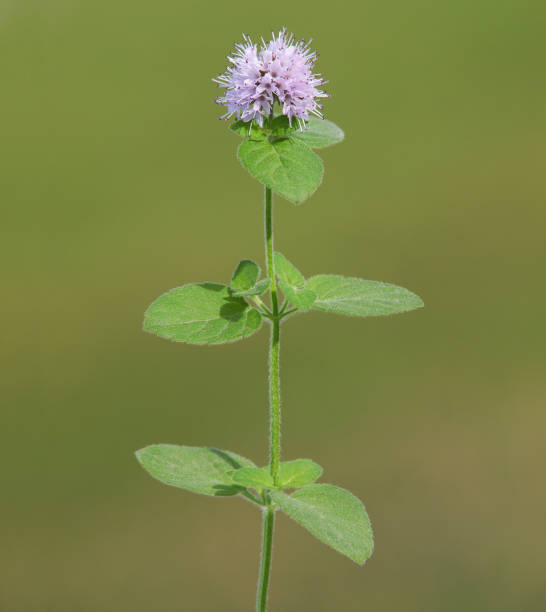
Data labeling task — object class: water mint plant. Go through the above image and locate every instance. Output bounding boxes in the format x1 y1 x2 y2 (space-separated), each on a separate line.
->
135 29 424 611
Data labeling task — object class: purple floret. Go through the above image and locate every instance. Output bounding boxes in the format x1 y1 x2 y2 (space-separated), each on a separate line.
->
214 29 328 129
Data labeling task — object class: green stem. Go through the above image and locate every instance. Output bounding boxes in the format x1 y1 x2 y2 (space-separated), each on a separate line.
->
255 185 282 612
256 507 275 612
265 185 281 484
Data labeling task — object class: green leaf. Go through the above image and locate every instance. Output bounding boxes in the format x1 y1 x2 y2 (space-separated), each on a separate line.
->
231 116 344 149
306 275 424 317
273 252 305 287
278 459 323 488
278 280 316 311
291 118 345 149
268 116 344 149
230 278 271 298
273 252 315 310
230 119 267 140
232 466 274 489
135 445 256 496
144 283 263 345
237 138 323 205
271 484 373 565
231 259 260 292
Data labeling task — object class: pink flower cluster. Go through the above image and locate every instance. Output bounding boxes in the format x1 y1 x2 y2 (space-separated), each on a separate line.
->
214 29 328 129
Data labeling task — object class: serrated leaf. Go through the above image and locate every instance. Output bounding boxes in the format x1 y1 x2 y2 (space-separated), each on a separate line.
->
306 275 424 317
231 259 260 292
278 459 323 488
274 252 305 287
278 280 316 311
291 118 345 149
237 138 323 205
232 466 274 489
144 283 263 345
230 278 271 298
230 119 267 140
271 484 373 565
135 445 256 496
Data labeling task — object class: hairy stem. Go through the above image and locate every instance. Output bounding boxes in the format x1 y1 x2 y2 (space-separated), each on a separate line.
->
265 186 281 484
256 506 275 612
255 185 281 612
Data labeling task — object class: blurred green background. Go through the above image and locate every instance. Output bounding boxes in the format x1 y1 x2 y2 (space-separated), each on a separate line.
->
2 0 545 610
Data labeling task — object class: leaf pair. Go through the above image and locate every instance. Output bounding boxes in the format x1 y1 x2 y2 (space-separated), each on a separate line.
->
233 117 345 205
143 251 424 346
136 444 373 565
230 116 345 150
143 271 423 345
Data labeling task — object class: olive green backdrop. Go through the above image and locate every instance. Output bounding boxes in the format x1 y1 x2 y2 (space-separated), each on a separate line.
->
2 1 545 610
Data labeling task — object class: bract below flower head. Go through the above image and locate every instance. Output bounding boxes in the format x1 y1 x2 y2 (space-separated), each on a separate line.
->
214 29 328 130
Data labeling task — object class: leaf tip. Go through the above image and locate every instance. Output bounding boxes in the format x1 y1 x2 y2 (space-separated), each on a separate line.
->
412 293 425 310
134 446 149 467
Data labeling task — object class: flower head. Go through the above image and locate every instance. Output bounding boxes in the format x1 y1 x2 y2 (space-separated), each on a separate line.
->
214 29 328 129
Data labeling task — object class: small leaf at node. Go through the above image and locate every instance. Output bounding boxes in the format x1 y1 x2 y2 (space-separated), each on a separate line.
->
144 283 263 345
135 445 256 496
231 259 260 292
270 484 374 565
237 138 323 205
230 120 267 140
230 278 271 298
278 280 316 311
291 118 345 149
278 459 323 488
232 466 274 489
306 275 424 317
274 252 305 288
